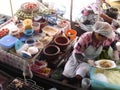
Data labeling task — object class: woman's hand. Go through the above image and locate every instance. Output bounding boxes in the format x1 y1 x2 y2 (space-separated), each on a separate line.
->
87 60 96 67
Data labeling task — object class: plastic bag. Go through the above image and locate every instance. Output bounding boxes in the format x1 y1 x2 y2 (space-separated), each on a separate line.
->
90 67 120 90
94 73 108 83
108 46 113 59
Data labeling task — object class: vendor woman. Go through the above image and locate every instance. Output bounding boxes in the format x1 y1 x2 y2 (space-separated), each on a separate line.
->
62 21 119 82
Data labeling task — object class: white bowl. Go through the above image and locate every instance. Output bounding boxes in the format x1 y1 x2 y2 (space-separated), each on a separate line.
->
27 46 38 55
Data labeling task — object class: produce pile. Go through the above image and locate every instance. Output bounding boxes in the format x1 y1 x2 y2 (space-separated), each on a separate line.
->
15 2 52 20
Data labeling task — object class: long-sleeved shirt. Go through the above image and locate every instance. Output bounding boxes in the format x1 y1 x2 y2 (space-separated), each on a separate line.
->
73 32 116 62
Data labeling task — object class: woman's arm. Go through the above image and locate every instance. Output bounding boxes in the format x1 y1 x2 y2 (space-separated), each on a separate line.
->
74 53 96 66
74 53 89 62
100 13 113 24
100 13 119 29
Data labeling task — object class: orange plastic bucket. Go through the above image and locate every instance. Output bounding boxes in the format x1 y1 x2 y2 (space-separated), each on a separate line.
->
66 29 77 40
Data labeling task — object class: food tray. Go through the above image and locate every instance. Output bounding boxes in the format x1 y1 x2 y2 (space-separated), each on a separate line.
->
7 77 44 90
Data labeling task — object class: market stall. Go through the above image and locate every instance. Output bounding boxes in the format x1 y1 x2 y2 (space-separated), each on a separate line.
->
0 1 81 90
0 0 120 90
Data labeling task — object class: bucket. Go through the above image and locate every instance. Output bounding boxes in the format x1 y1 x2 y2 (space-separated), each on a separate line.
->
65 29 77 40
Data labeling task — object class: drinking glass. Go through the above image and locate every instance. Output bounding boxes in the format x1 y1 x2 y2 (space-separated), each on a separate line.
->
81 78 91 90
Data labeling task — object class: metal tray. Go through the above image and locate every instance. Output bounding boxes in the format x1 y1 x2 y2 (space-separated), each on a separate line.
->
7 77 44 90
0 70 13 90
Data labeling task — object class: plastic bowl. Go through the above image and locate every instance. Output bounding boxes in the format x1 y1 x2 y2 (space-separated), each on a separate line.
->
25 38 35 46
24 29 34 36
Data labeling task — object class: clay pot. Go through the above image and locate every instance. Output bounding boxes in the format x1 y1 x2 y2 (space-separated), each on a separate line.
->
54 36 70 51
43 45 60 60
